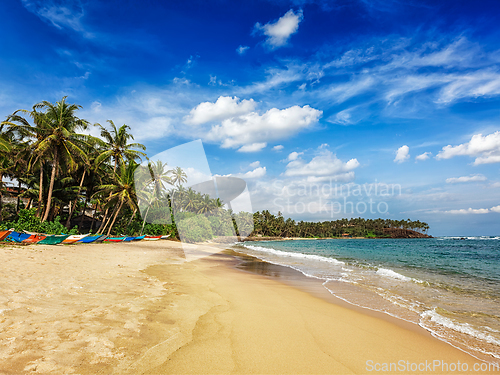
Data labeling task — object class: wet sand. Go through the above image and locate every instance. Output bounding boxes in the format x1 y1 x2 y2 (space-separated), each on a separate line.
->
0 241 493 374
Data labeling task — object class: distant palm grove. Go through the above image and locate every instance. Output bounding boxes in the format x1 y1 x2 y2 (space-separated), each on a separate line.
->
0 97 429 241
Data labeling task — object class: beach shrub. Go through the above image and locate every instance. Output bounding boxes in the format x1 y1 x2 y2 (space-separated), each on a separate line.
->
0 208 79 234
176 215 213 243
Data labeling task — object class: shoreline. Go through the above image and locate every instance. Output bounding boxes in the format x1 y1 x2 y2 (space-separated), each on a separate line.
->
0 241 496 374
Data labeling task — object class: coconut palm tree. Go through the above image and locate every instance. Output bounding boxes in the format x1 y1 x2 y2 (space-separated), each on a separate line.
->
95 120 146 172
169 166 187 187
97 161 139 236
3 97 92 222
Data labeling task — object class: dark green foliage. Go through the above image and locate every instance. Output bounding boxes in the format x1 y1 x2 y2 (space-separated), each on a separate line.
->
0 208 79 234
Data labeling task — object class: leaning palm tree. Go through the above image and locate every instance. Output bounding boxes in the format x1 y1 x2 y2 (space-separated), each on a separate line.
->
98 161 139 236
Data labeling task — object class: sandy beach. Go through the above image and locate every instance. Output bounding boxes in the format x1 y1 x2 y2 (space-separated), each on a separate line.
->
0 240 494 374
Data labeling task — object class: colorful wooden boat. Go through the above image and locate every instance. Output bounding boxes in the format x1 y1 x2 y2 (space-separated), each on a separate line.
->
77 234 106 243
132 235 146 241
6 231 31 242
22 234 47 244
144 235 162 241
104 236 126 242
161 235 171 239
0 230 12 241
93 235 107 243
62 234 90 244
37 234 70 245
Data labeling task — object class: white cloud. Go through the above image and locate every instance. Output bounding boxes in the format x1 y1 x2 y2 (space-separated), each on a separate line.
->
283 148 359 182
254 9 303 49
184 96 256 125
436 131 500 165
415 152 431 161
394 145 410 163
248 161 261 169
491 205 500 213
21 0 92 38
444 208 490 214
287 151 303 161
237 143 267 153
207 105 322 149
273 145 284 151
446 174 487 184
237 45 249 55
240 166 267 179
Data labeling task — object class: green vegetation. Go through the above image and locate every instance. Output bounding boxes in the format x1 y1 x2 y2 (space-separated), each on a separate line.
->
252 210 430 238
0 97 429 239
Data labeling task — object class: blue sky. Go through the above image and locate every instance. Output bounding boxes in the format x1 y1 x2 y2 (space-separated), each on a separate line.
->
2 0 500 235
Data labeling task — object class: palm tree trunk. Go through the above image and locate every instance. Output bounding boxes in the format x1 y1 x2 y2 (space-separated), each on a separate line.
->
37 163 43 217
65 170 86 228
42 149 58 222
126 207 137 228
100 204 119 235
97 208 109 234
140 205 151 235
107 200 124 236
16 179 21 212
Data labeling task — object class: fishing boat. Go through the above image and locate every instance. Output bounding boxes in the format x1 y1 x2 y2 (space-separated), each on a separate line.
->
6 231 31 242
132 235 146 241
0 230 12 241
22 234 47 244
161 235 171 239
62 234 90 244
36 234 70 245
92 235 107 243
104 236 127 242
77 234 107 243
144 235 162 241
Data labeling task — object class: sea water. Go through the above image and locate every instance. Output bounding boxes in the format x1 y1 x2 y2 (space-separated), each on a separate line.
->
233 237 500 362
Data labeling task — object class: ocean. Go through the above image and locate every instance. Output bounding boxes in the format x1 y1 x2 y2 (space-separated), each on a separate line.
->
233 237 500 363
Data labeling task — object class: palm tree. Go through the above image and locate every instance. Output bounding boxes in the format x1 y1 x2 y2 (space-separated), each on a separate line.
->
97 161 139 235
169 166 187 187
95 120 146 172
3 97 92 222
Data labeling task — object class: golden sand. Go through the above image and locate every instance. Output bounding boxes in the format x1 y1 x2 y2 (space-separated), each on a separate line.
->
0 241 493 374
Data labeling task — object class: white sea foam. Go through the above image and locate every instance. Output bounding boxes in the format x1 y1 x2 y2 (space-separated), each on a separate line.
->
376 267 412 281
242 244 345 265
421 309 500 347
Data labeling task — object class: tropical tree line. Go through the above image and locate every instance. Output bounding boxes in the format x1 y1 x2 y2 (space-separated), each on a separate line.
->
0 97 253 239
252 211 430 238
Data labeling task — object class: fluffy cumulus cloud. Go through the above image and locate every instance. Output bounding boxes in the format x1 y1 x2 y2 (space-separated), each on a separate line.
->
436 131 500 165
394 145 410 163
184 96 256 125
415 152 431 161
254 9 303 49
273 145 284 151
491 205 500 213
205 104 322 150
287 151 303 161
240 166 267 179
446 174 487 184
283 147 360 182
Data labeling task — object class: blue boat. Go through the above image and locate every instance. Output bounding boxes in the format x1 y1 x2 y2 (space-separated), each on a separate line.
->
123 235 146 241
77 234 107 243
6 231 31 242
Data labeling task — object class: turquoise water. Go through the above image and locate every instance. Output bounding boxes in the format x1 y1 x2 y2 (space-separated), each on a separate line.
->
235 237 500 362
